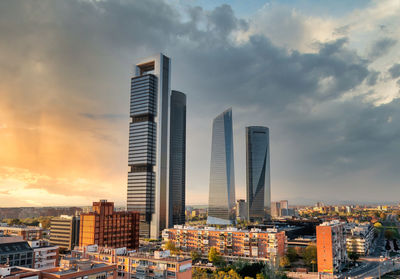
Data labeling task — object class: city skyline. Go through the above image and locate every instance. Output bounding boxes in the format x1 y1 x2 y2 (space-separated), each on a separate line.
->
0 0 400 206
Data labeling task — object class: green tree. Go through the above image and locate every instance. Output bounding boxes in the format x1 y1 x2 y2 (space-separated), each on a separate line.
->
192 267 209 279
165 240 178 255
208 247 221 264
374 222 383 228
279 256 290 268
303 245 317 266
214 269 241 279
286 247 298 263
191 250 202 263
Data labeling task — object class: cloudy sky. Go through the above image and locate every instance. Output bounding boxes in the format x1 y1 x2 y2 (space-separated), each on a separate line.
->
0 0 399 207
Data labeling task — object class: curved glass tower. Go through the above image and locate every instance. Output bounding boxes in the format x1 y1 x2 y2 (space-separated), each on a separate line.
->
207 108 236 225
246 126 271 221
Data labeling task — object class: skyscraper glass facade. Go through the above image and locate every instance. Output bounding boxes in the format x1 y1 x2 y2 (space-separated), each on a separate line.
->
127 54 171 239
246 126 271 221
207 108 236 224
168 90 186 227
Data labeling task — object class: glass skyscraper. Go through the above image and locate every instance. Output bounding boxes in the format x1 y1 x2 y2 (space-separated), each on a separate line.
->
207 108 236 225
168 90 186 227
127 54 171 239
246 126 271 221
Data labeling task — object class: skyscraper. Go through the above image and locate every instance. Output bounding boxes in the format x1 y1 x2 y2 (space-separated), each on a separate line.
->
127 54 171 239
168 90 186 227
246 126 271 221
207 108 236 225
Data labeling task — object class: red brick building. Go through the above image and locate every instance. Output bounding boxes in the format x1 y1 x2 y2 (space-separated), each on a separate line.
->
317 220 347 275
79 200 140 249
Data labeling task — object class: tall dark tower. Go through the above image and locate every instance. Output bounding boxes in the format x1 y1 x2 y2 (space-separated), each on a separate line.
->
246 126 271 221
168 90 186 227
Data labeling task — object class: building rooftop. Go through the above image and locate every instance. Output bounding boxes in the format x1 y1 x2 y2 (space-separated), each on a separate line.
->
0 241 32 254
167 225 280 234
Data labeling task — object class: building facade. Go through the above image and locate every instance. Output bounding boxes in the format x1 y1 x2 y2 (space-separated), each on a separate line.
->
0 237 33 268
345 223 374 256
49 216 80 250
29 240 59 270
79 200 140 249
246 126 271 221
0 226 43 241
127 54 172 239
162 226 286 263
0 260 116 279
316 220 347 275
168 91 186 228
72 246 192 279
236 200 248 221
207 108 236 225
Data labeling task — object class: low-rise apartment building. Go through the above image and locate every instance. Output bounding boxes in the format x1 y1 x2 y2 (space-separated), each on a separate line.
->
29 240 59 270
317 220 347 275
72 245 192 279
0 237 34 268
162 226 286 263
345 223 374 255
0 226 43 241
0 258 116 279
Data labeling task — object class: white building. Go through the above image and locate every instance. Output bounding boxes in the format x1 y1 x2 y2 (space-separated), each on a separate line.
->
345 223 374 255
29 240 59 270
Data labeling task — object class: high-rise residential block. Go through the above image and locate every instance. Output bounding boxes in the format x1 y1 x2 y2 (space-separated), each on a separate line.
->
79 200 140 249
246 126 271 221
127 54 171 239
49 215 80 250
168 90 186 227
207 108 236 225
162 226 286 264
317 220 347 275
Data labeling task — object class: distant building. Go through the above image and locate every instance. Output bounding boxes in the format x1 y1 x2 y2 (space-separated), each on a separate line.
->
345 223 374 256
169 90 187 228
0 237 33 268
49 215 80 250
271 202 281 218
72 245 192 279
279 200 288 216
236 200 248 221
317 220 347 275
79 200 140 249
29 240 59 270
162 226 286 263
0 226 43 241
207 108 236 225
246 126 271 221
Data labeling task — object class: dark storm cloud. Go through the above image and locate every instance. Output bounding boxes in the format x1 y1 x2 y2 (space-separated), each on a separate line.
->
1 0 399 203
389 63 400 79
368 37 397 59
